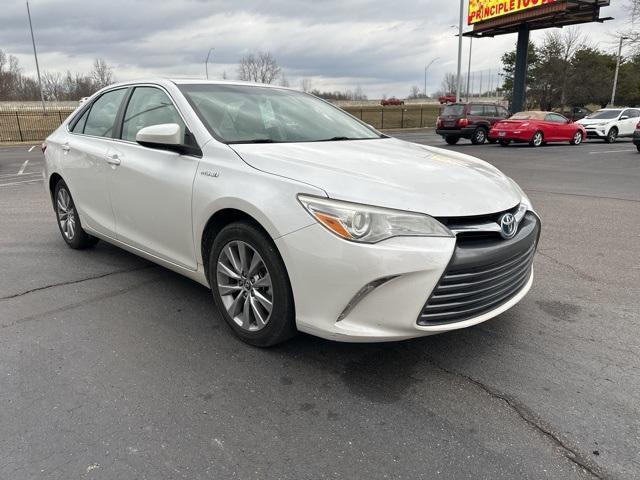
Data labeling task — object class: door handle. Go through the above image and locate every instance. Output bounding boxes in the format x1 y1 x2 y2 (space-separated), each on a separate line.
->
61 143 70 152
106 154 121 166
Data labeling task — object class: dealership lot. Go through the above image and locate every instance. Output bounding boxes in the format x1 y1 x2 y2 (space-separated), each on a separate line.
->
1 137 638 479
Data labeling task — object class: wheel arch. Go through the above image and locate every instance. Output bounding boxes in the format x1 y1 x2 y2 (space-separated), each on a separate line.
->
48 172 64 208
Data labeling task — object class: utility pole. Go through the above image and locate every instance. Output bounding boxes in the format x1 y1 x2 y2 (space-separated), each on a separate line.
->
205 48 215 79
424 57 439 98
26 1 45 112
610 36 628 107
466 37 473 101
456 0 464 102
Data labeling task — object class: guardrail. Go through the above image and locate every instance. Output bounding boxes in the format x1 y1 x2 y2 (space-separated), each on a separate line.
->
0 104 442 143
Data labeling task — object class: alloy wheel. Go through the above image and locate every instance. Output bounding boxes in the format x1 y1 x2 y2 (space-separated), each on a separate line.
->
532 132 543 147
56 188 76 240
573 131 583 145
216 240 273 332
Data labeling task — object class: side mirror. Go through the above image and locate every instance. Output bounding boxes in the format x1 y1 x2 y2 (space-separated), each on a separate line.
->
620 115 629 120
135 123 201 156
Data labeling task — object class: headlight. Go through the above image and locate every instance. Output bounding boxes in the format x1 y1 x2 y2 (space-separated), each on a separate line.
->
297 195 453 243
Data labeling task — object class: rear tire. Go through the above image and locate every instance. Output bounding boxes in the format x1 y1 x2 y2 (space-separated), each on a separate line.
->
636 144 640 153
53 180 99 249
208 221 297 347
470 127 487 145
445 136 460 145
530 131 544 147
605 127 618 144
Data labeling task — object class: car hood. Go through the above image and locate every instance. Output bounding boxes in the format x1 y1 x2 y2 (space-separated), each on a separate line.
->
578 118 613 126
231 138 521 217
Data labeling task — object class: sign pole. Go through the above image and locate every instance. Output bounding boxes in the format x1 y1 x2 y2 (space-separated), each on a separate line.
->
456 0 464 102
511 23 529 113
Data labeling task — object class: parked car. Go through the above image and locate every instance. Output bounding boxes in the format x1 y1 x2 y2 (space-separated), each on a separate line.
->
43 79 538 347
380 97 404 106
438 94 457 104
555 106 592 122
577 108 640 143
634 121 640 153
436 102 510 145
489 111 587 147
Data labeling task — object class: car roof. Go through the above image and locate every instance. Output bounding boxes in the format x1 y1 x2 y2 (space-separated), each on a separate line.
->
96 78 291 92
511 111 553 119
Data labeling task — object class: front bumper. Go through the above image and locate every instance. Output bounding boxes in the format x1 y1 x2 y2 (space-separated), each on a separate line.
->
583 126 607 138
276 214 539 342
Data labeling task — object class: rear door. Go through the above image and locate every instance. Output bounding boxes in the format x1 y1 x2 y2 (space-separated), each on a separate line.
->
621 109 640 136
108 85 200 270
62 88 128 236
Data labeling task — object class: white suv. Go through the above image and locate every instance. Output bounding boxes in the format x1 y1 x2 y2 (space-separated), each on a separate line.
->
577 108 640 143
44 79 539 346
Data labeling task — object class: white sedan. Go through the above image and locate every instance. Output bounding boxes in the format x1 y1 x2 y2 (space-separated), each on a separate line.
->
44 79 539 346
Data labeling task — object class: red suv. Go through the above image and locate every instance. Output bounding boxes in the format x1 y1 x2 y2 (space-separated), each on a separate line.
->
436 103 510 145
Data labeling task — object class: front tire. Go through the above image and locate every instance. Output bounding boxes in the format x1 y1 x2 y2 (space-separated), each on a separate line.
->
209 221 297 347
570 131 583 145
470 127 487 145
605 127 618 144
54 180 99 249
445 136 460 145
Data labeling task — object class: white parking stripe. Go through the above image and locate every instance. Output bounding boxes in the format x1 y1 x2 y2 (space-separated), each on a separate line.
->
588 149 635 154
28 146 35 152
18 160 29 175
0 171 40 179
0 179 43 187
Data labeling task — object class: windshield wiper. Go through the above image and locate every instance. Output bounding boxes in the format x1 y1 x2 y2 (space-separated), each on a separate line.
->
230 138 277 144
316 136 380 142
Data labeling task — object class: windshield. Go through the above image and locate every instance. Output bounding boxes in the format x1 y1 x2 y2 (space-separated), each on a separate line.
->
587 110 621 120
442 104 465 116
178 84 382 144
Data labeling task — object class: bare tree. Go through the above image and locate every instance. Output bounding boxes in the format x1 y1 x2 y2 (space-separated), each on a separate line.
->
441 72 457 94
300 77 312 92
90 58 114 89
42 71 65 100
408 85 421 99
237 51 281 84
544 28 585 107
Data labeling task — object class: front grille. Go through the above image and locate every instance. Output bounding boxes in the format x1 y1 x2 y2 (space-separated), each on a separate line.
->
418 212 540 326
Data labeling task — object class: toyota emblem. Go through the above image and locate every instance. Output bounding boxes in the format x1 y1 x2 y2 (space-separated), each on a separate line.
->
499 213 517 240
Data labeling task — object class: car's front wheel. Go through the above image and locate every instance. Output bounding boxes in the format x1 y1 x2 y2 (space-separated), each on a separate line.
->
209 221 297 347
605 127 618 144
570 131 583 145
54 180 99 249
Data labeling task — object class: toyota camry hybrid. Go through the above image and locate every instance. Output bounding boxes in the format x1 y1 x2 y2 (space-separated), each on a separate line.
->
43 80 540 346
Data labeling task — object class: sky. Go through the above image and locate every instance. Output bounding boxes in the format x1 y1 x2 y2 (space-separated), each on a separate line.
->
0 0 631 98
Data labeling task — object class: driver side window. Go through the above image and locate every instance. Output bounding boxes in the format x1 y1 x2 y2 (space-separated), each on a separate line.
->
121 87 185 143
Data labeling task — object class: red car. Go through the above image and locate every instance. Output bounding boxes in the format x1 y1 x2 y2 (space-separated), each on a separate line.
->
380 97 404 106
489 111 587 147
438 94 456 104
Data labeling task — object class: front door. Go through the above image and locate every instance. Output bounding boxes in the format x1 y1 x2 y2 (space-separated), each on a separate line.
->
108 86 200 270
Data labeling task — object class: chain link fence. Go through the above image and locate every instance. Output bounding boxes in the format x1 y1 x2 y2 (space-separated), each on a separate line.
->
0 105 76 143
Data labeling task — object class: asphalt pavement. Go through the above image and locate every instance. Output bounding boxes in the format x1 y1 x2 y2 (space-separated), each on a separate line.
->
1 135 638 480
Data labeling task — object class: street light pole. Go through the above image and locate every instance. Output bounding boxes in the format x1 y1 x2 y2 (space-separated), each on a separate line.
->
456 0 464 102
26 1 45 112
610 36 628 107
424 57 439 97
205 48 215 79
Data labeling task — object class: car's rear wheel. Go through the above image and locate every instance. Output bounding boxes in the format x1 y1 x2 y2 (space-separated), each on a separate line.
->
499 140 511 147
54 180 99 249
470 127 487 145
637 144 640 153
605 127 618 144
530 131 544 147
445 136 460 145
570 131 583 145
209 221 296 347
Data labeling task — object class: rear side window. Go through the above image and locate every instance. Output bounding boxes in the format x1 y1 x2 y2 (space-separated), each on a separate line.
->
121 87 185 143
84 89 127 138
483 105 497 116
546 113 567 123
468 104 483 116
442 104 464 116
631 110 640 118
71 108 90 133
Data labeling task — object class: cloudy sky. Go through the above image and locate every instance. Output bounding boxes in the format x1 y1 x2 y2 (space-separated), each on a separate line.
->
0 0 631 98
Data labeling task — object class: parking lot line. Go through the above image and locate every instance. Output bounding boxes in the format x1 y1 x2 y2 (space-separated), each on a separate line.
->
588 149 636 154
18 160 29 175
28 146 35 152
0 178 42 187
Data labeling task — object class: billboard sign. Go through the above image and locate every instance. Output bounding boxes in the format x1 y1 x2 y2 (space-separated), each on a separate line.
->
468 0 559 25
